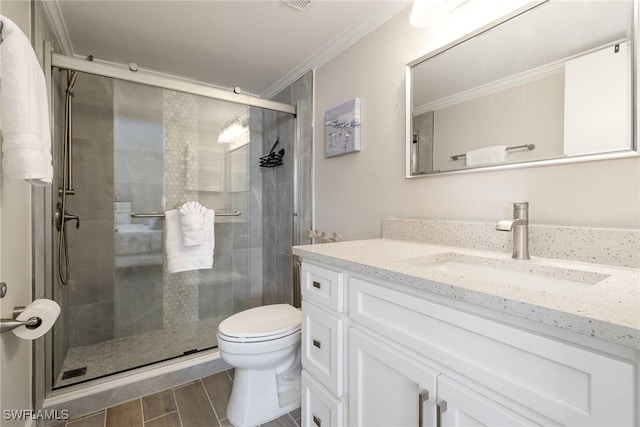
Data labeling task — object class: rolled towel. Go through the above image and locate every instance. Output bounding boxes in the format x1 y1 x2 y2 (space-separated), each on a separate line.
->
0 16 53 185
179 201 207 246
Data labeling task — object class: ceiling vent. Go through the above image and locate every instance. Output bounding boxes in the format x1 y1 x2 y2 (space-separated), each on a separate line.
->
284 0 311 12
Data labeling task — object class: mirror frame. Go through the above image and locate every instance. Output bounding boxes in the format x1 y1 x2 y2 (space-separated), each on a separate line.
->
405 0 639 179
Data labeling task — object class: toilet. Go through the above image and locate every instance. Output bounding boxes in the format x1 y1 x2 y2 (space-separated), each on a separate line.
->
217 304 302 427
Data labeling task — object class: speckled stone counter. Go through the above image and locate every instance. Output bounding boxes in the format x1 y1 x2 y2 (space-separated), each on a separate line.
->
382 218 640 268
293 238 640 350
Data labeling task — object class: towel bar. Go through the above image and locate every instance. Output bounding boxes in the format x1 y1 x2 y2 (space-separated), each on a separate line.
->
131 211 241 219
451 144 535 161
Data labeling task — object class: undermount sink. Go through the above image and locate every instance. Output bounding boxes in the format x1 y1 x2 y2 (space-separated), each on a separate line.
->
397 252 609 295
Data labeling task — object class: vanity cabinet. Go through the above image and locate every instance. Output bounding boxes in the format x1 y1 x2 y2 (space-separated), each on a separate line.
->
300 261 637 427
300 262 347 427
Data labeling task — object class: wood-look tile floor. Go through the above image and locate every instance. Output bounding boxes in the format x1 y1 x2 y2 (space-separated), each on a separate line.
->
54 370 301 427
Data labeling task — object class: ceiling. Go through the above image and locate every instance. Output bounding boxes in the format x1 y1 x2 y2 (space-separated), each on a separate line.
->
48 0 410 97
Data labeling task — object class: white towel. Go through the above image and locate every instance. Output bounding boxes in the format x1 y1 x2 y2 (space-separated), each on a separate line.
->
179 201 207 246
465 145 508 166
0 16 53 185
165 208 215 273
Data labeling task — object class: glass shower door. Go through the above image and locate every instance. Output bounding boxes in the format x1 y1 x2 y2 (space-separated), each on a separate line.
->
53 71 252 388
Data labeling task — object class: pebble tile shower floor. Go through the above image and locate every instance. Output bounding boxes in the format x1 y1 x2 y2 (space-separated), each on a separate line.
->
52 369 301 427
56 317 224 388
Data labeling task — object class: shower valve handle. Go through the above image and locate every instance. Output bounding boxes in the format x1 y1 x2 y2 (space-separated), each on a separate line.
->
54 203 80 230
64 212 80 229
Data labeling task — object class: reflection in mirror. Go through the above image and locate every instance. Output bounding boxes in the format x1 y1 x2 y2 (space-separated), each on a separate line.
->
407 0 636 177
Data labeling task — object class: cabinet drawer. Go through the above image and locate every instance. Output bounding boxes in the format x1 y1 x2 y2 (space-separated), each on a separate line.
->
302 371 344 427
302 301 344 396
301 262 344 312
349 276 635 426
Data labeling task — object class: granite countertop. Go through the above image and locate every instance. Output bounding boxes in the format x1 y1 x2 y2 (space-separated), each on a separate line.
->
293 238 640 350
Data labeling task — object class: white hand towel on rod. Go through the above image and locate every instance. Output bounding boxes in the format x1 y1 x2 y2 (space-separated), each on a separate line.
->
0 15 53 185
465 145 507 166
179 201 207 246
166 207 215 274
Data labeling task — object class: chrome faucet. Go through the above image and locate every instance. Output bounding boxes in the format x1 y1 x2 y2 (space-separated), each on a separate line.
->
496 202 530 260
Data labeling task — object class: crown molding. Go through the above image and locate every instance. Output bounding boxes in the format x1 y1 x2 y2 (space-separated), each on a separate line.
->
40 0 73 55
261 1 411 99
413 61 564 116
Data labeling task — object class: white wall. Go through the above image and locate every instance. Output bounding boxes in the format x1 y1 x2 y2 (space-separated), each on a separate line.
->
0 2 35 425
313 1 640 240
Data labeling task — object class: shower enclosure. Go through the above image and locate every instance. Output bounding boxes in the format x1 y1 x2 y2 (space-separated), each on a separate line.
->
44 54 312 392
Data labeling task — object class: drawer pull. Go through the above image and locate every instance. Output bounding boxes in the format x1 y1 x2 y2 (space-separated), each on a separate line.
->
436 399 447 427
313 415 321 427
312 339 322 349
312 281 322 289
418 389 429 427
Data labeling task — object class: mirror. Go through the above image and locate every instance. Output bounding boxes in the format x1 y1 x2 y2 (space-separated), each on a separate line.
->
407 0 636 177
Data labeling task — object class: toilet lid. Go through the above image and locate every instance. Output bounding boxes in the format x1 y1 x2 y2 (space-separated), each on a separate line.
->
218 304 301 340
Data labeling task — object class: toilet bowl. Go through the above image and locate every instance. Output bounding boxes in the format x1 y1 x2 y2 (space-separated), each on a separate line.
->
217 304 302 427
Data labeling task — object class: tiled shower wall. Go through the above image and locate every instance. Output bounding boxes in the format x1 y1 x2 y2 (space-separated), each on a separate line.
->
262 71 313 305
66 74 115 348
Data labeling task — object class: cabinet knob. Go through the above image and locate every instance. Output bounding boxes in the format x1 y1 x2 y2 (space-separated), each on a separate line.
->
313 415 321 427
312 281 322 289
313 339 322 349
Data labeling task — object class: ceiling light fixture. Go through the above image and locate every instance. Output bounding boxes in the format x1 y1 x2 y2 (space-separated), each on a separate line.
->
410 0 468 28
217 119 248 144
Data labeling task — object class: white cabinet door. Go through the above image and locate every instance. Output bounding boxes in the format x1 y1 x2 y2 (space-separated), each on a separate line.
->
349 328 438 427
438 376 540 427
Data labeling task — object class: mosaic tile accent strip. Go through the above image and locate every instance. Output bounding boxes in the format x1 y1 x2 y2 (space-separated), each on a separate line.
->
163 90 200 328
382 218 640 268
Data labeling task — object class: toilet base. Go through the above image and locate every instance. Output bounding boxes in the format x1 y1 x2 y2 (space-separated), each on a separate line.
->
227 368 300 427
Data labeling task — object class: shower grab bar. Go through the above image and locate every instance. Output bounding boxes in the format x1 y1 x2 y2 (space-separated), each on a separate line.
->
450 144 535 161
131 211 241 218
